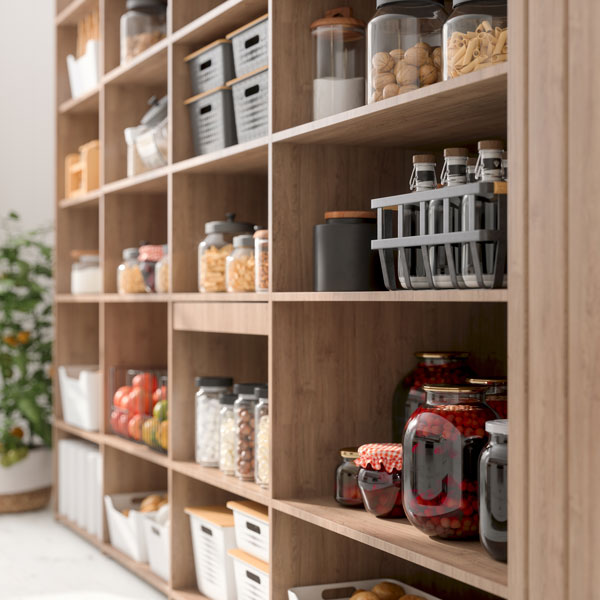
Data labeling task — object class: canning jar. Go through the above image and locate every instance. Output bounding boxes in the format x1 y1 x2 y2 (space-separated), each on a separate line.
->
403 384 496 539
335 447 363 507
469 377 507 418
367 0 447 103
139 244 164 292
393 351 473 442
195 376 233 467
117 248 146 294
254 386 269 488
198 213 254 293
479 419 508 561
226 234 255 293
443 0 507 80
219 393 237 475
234 383 264 481
71 252 101 294
356 443 404 518
154 245 169 293
254 229 268 292
311 7 366 120
120 0 167 64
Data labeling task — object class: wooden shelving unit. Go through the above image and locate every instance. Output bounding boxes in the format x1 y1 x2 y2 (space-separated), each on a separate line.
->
54 0 599 599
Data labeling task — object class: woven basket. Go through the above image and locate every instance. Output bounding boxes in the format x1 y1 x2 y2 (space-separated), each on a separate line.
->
0 486 51 513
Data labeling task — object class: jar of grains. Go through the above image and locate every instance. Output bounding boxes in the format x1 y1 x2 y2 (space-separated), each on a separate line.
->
226 234 255 292
117 247 146 294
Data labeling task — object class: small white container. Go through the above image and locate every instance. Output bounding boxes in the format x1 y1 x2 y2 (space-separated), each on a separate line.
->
143 505 170 581
71 254 101 294
229 548 270 600
67 39 100 99
58 365 101 431
104 491 164 562
226 500 269 563
185 506 237 600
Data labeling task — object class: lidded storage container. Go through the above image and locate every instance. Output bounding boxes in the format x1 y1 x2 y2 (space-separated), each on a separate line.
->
367 0 447 103
198 214 254 293
234 383 264 481
229 66 269 144
185 39 235 96
226 14 269 78
403 384 496 539
443 0 508 79
138 244 164 292
254 386 269 488
154 245 169 293
335 447 363 507
226 234 255 293
469 377 507 418
219 392 238 475
254 229 268 292
311 7 366 120
71 251 101 294
118 247 146 294
120 0 167 64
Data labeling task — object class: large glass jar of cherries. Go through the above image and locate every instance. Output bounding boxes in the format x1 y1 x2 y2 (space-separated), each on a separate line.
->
392 352 474 442
403 384 495 539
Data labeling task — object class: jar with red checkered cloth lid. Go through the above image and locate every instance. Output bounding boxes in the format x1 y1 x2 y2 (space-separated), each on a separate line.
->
355 443 404 519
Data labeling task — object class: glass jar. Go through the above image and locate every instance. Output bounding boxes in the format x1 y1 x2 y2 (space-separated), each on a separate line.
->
356 443 404 518
393 351 473 442
367 0 447 103
443 0 507 80
502 151 508 181
469 377 507 418
254 229 269 292
155 245 169 293
71 252 101 294
117 247 146 294
219 393 237 475
479 419 508 561
335 448 363 507
254 386 269 488
311 7 366 120
226 234 256 293
195 376 233 467
198 213 254 293
139 244 164 292
403 384 496 539
120 0 167 64
234 383 265 481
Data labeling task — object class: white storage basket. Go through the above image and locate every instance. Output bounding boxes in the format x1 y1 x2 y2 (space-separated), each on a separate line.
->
67 39 100 99
143 506 170 581
185 39 236 96
226 500 269 563
229 66 268 143
229 548 270 600
185 506 237 600
58 365 101 431
227 14 269 78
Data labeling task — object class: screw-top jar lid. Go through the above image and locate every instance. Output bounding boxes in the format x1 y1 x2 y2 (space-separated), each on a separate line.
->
196 376 233 388
126 0 167 13
139 244 164 262
219 392 238 405
254 385 268 400
310 7 365 31
355 443 403 473
444 147 469 158
486 419 508 436
378 0 444 8
478 140 505 151
469 377 507 385
324 210 376 221
205 213 254 234
233 234 254 248
234 382 265 396
141 95 168 127
122 247 139 260
254 229 268 240
413 154 436 164
415 351 469 359
423 383 483 393
339 447 359 459
77 254 100 264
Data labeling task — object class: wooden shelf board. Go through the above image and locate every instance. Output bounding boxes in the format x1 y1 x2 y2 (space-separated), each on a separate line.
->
272 290 508 303
103 434 170 468
172 0 268 46
171 292 269 303
54 419 104 445
273 64 508 148
58 189 100 208
59 86 100 115
103 39 168 87
171 589 211 600
102 293 171 303
272 497 508 599
103 167 169 195
171 460 270 506
55 293 102 303
56 0 97 26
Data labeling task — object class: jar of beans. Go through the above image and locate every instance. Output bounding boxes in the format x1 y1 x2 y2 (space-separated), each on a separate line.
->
393 351 473 442
234 383 265 481
403 384 496 539
254 386 269 488
117 247 146 294
254 229 268 292
226 234 255 292
219 392 237 475
139 244 164 292
356 443 404 518
335 447 362 508
469 377 507 418
195 376 233 467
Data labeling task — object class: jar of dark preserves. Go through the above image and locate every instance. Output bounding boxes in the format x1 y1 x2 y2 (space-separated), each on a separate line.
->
335 447 363 507
469 377 507 418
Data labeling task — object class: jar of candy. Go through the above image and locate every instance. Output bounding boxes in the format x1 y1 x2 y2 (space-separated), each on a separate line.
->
479 419 508 562
234 383 265 481
219 393 237 475
335 447 363 507
469 377 507 418
356 443 404 518
195 376 233 467
392 351 473 442
139 244 164 292
254 386 269 488
403 384 496 539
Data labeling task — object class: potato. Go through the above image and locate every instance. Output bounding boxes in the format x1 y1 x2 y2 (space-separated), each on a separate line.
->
351 593 379 600
371 582 406 600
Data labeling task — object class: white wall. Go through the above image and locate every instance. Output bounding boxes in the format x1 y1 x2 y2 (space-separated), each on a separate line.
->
0 0 55 233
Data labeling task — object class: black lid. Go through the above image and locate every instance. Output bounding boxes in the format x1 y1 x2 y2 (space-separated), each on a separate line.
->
234 382 266 396
205 213 254 235
195 376 233 388
141 95 168 127
377 0 444 8
126 0 167 12
219 392 237 406
452 0 497 6
254 385 268 400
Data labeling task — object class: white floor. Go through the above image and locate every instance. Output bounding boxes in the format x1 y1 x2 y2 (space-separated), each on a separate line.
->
0 509 166 600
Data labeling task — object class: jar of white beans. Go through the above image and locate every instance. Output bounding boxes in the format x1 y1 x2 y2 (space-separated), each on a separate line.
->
254 387 269 488
219 393 237 475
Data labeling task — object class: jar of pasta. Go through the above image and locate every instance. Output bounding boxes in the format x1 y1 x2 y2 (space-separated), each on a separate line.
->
117 247 146 294
198 214 254 293
226 234 255 293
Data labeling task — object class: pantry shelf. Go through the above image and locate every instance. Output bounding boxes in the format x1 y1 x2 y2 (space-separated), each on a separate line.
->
56 0 97 26
103 38 168 87
58 85 100 115
54 419 104 445
102 168 169 195
102 293 171 303
103 434 170 468
271 290 508 303
58 189 100 209
55 293 102 303
272 497 508 599
171 292 269 303
173 301 270 335
170 589 211 600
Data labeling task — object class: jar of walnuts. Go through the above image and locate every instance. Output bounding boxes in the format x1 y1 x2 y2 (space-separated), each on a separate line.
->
367 0 448 103
226 234 255 293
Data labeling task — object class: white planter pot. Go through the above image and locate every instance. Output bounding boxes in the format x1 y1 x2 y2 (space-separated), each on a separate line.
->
0 447 52 495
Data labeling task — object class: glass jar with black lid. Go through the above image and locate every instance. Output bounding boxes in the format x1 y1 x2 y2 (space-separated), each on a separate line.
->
120 0 167 64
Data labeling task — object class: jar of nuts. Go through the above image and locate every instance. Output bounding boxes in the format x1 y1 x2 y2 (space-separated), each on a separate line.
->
254 386 269 488
254 229 268 292
120 0 167 65
155 245 169 293
198 213 254 293
367 0 447 103
233 383 265 481
117 247 146 294
226 234 255 293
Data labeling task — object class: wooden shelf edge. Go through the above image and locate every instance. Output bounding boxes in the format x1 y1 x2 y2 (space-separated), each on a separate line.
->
56 0 95 26
55 293 102 303
102 293 171 303
272 497 508 599
58 189 100 208
54 419 103 444
271 290 508 303
103 38 169 86
103 167 169 195
171 292 269 303
170 589 211 600
58 86 100 115
103 434 170 468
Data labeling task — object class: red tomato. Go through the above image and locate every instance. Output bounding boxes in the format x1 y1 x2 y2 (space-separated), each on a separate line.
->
113 386 132 408
152 385 167 407
110 410 120 434
129 386 152 415
117 413 129 436
127 414 143 441
131 373 158 393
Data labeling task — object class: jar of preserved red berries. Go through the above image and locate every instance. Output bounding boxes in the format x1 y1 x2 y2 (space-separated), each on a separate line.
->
469 377 507 419
403 384 495 539
335 447 363 508
392 352 473 442
356 443 404 518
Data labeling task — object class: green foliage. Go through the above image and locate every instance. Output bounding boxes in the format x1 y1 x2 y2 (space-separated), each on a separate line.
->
0 213 53 467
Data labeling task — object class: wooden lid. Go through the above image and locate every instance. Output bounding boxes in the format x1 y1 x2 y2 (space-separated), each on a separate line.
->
226 64 268 87
467 156 478 166
468 377 508 385
413 154 436 164
184 39 230 62
478 140 504 151
228 548 270 574
310 7 365 31
70 249 99 259
184 505 234 527
324 211 375 220
184 86 229 105
226 499 269 523
226 13 268 40
254 229 268 239
443 147 469 158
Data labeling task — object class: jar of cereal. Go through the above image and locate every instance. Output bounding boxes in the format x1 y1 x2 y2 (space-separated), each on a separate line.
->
226 234 255 293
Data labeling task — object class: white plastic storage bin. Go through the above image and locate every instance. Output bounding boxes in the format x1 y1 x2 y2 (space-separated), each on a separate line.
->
67 39 100 99
185 87 237 156
185 39 236 96
104 491 164 562
58 365 101 431
229 66 269 143
226 500 269 563
143 505 170 581
288 579 442 600
229 548 270 600
185 506 237 600
227 14 269 78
